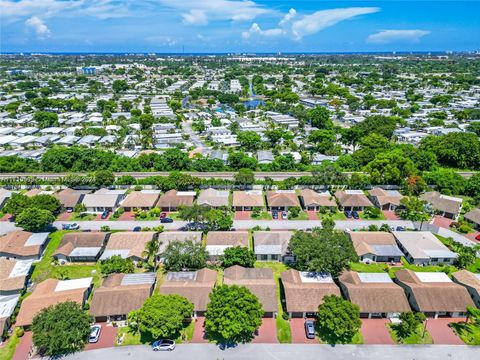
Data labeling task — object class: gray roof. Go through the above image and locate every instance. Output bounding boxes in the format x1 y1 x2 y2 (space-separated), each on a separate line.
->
69 247 103 257
371 245 404 257
120 272 156 286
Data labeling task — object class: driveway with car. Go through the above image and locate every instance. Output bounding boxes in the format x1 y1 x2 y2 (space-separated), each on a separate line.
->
290 318 317 344
85 323 118 351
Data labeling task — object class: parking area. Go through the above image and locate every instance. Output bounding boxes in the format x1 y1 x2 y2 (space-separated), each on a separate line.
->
383 211 400 220
191 317 208 343
252 318 278 343
361 319 394 344
426 318 464 345
290 318 317 344
234 211 251 220
432 215 455 229
85 323 118 351
57 212 72 221
118 211 136 220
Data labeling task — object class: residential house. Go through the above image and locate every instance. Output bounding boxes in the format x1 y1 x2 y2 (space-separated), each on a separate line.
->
0 188 12 209
334 190 374 211
232 190 264 211
53 188 88 212
160 268 217 317
257 150 274 164
205 231 249 260
223 265 277 317
420 191 463 219
452 270 480 308
156 231 203 262
197 188 229 208
339 271 411 318
395 270 474 318
349 232 404 263
265 190 301 211
464 208 480 230
0 231 49 260
90 272 156 322
120 190 160 211
281 270 340 318
300 189 336 211
368 188 404 211
16 277 93 327
99 232 157 263
393 231 457 265
157 190 195 211
0 258 33 295
0 294 21 341
82 189 125 213
54 232 109 263
253 231 294 262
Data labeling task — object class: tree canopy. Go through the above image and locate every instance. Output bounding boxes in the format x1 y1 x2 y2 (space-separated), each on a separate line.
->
16 207 55 232
222 246 256 268
162 240 208 271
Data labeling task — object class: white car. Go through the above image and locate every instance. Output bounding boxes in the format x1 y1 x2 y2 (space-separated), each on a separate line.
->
152 339 175 351
89 325 101 343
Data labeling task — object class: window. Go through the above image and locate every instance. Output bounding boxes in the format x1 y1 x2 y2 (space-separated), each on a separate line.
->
261 254 268 260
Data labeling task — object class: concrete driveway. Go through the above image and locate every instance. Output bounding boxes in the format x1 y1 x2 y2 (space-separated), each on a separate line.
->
361 319 394 344
426 318 464 345
252 318 278 343
290 318 317 344
85 323 118 351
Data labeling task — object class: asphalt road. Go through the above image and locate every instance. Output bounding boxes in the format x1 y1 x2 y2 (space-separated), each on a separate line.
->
60 344 479 360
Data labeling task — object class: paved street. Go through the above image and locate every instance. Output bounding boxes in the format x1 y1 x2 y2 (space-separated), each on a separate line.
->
60 344 479 360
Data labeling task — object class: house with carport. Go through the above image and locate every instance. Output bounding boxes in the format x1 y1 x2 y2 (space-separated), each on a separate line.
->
54 232 109 263
265 190 301 211
232 190 264 211
157 190 195 211
299 189 336 212
253 231 294 262
120 190 160 211
334 190 374 211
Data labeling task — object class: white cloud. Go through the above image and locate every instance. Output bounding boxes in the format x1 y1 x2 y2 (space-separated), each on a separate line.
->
25 16 51 38
182 9 208 25
242 23 284 40
367 29 431 44
145 35 177 46
292 7 380 40
279 8 296 26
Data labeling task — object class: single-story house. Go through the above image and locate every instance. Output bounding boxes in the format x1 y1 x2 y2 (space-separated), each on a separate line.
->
0 258 33 295
395 270 474 318
349 231 404 263
253 231 294 262
160 268 217 317
205 231 249 260
420 191 463 219
120 190 160 211
82 192 123 213
232 190 264 211
90 272 156 322
0 294 21 341
223 265 277 317
197 188 229 208
0 231 50 260
16 277 93 327
368 188 404 211
265 190 301 211
339 271 411 318
281 270 340 318
452 270 480 308
99 232 157 263
464 208 480 230
157 190 195 211
299 189 336 211
334 190 374 211
156 231 203 262
393 231 457 266
53 188 88 212
54 232 109 263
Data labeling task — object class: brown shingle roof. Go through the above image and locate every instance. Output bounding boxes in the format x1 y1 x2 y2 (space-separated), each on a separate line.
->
464 208 480 225
253 231 293 256
266 191 301 208
53 188 85 208
103 232 156 260
0 230 45 258
300 189 336 208
197 188 229 207
205 231 249 247
54 232 108 257
0 259 30 293
395 269 474 313
120 191 160 208
232 191 264 208
420 191 462 215
281 269 340 313
452 270 480 296
223 265 277 313
157 231 203 254
157 190 194 208
334 190 373 208
367 188 403 206
160 268 217 312
339 271 411 313
349 231 401 257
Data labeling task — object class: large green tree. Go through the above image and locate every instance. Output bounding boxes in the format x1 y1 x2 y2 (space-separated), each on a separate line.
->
222 246 256 268
129 294 194 338
308 106 332 129
205 285 263 343
237 131 262 151
162 240 208 271
32 301 92 356
100 255 135 275
33 111 59 129
364 150 416 184
16 208 55 232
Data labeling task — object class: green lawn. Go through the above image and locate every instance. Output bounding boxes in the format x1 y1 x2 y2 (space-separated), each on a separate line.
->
0 329 20 360
349 262 392 275
451 322 480 345
116 320 195 346
254 262 292 343
388 323 433 344
69 212 96 221
389 258 458 277
252 211 272 220
359 211 387 220
317 211 346 220
134 213 160 221
168 212 182 220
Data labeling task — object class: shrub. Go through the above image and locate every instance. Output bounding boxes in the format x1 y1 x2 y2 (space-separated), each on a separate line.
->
100 225 110 232
458 224 471 234
16 327 24 337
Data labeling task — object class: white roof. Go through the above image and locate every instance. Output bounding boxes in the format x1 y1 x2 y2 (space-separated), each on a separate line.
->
121 272 156 286
416 272 452 283
9 259 34 278
99 249 130 260
54 277 93 292
345 190 364 194
358 272 393 283
24 232 49 246
0 294 21 318
300 272 334 283
177 191 196 196
69 247 102 257
205 245 231 256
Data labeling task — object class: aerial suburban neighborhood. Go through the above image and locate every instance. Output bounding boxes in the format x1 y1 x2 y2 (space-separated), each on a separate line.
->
1 1 480 359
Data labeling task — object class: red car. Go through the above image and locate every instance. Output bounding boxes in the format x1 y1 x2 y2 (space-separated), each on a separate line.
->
160 212 167 219
475 234 480 241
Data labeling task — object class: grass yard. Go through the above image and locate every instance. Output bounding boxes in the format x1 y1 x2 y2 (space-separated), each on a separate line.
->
359 211 387 220
388 324 433 344
254 261 292 343
451 322 480 345
0 329 20 360
288 211 309 220
349 262 391 275
317 211 346 220
116 320 195 346
168 212 182 220
134 213 160 221
69 212 96 221
252 211 273 220
389 258 458 277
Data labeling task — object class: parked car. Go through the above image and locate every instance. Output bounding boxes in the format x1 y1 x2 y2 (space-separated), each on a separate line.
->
89 325 101 343
133 226 141 232
282 211 288 220
344 211 352 218
152 339 175 351
352 211 359 219
476 234 480 241
160 212 167 219
101 210 110 219
304 320 315 339
62 223 80 230
396 226 406 231
160 217 173 223
272 210 278 219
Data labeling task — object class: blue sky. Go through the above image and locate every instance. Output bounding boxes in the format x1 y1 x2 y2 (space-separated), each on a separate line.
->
1 0 479 53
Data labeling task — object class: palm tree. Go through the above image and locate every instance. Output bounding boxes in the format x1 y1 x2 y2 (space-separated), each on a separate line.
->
143 237 160 271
